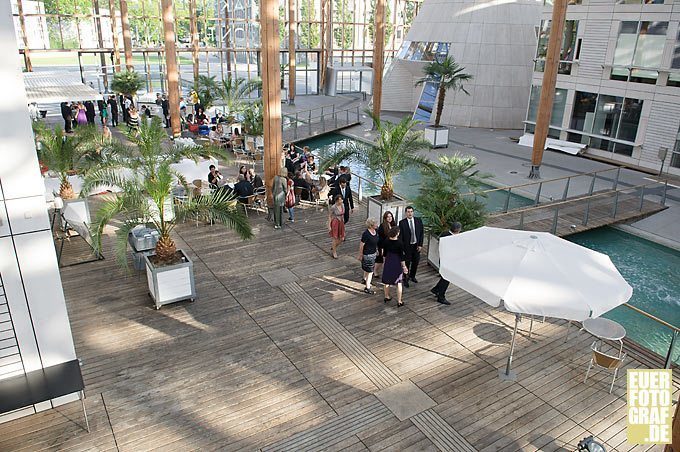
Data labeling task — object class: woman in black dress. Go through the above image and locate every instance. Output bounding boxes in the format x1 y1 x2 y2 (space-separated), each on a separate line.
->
375 211 396 278
381 226 407 307
358 218 380 294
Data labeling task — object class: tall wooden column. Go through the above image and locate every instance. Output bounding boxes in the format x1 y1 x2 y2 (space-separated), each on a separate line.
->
93 0 109 91
119 0 134 70
161 0 181 137
288 0 296 104
16 0 32 71
372 0 386 122
528 0 567 179
261 0 282 204
108 0 121 71
189 0 200 83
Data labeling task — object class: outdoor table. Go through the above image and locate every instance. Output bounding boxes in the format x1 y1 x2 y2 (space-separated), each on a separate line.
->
582 317 626 355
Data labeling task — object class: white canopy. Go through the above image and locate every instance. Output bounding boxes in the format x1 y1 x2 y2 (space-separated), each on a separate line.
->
439 227 633 322
23 71 101 104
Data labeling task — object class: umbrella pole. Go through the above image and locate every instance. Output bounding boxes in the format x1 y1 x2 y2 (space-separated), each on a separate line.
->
499 313 520 381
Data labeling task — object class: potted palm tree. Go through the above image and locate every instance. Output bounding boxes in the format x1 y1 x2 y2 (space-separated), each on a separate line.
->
320 111 431 223
242 100 264 150
34 123 104 227
111 69 145 98
414 155 489 269
216 76 262 122
85 118 253 309
415 56 473 148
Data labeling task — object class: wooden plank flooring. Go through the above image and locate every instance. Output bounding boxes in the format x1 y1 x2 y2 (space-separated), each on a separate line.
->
0 186 676 451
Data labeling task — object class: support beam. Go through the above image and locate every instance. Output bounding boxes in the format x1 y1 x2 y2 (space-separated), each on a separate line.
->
119 0 134 70
224 0 232 76
260 0 283 204
16 0 32 71
288 0 296 105
161 0 181 137
319 0 328 91
528 0 567 179
189 0 200 83
108 0 121 71
371 0 386 122
93 0 109 92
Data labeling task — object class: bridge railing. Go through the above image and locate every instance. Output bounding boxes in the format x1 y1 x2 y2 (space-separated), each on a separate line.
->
283 105 361 141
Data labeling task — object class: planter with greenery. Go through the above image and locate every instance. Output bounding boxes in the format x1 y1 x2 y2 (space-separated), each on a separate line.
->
85 118 253 309
415 56 472 148
111 70 145 98
414 155 489 269
320 111 431 223
217 76 262 122
242 100 264 149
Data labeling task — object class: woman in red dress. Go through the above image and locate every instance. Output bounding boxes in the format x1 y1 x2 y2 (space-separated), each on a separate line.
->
328 194 345 259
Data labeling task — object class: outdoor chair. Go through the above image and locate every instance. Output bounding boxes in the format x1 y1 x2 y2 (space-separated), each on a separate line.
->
237 195 259 217
584 341 626 393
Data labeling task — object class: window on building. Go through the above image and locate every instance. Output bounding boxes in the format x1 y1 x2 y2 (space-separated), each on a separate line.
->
567 91 642 157
671 127 680 169
669 28 680 87
611 21 668 84
617 0 663 4
525 85 567 138
397 41 450 62
534 20 578 75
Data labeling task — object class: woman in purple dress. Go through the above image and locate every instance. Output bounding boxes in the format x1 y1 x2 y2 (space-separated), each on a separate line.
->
381 226 408 307
76 102 87 126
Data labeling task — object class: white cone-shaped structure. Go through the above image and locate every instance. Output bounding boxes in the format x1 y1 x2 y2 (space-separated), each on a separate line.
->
382 0 542 129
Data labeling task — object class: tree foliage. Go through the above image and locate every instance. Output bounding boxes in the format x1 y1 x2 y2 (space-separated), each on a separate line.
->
84 118 253 267
414 155 489 236
111 70 145 97
320 111 431 200
416 56 473 127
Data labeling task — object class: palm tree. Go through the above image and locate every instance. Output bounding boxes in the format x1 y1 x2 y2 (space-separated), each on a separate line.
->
84 118 253 266
415 56 473 128
414 155 489 236
34 123 103 199
320 111 431 200
216 76 262 121
111 70 145 97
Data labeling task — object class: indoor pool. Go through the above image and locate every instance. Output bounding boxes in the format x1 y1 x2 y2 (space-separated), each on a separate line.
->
299 133 533 212
301 132 680 363
569 228 680 364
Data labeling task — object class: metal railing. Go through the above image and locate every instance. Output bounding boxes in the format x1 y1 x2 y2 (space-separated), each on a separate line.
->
622 304 679 369
492 180 668 235
283 105 361 141
462 167 626 213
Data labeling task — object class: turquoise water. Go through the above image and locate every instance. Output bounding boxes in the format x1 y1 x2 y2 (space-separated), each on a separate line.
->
301 132 680 363
299 133 533 212
569 228 680 364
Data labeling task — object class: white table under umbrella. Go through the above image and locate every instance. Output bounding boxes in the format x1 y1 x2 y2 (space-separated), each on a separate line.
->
438 226 633 380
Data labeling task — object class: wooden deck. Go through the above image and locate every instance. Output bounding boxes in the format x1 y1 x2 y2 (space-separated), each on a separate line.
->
0 191 676 451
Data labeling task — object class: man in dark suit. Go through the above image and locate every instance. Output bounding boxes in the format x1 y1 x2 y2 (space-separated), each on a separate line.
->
107 96 119 127
161 94 170 128
398 206 424 287
430 222 462 305
329 178 354 223
233 174 254 202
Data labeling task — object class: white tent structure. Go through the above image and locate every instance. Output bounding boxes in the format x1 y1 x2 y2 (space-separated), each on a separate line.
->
438 227 633 380
23 71 101 104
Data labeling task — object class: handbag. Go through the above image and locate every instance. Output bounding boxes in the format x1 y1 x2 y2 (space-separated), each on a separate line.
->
285 187 295 208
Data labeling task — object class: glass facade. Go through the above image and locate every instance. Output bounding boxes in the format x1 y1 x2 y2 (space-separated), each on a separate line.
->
672 126 680 169
567 91 642 157
397 41 449 62
611 21 668 84
11 0 419 93
534 20 578 75
524 85 567 138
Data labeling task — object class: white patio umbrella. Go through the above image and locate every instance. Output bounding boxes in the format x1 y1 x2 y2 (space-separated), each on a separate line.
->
438 226 633 380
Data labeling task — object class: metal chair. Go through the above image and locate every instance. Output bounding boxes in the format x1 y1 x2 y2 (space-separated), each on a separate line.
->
584 341 626 393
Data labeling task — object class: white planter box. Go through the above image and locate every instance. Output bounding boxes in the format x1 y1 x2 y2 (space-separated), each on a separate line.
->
424 126 449 149
427 234 440 270
144 249 196 309
61 198 90 231
367 194 410 224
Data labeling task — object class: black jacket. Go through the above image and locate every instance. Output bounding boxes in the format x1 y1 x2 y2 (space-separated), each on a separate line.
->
329 185 354 210
399 217 424 247
234 180 254 199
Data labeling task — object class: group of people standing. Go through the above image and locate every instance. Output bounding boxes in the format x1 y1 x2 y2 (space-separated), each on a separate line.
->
59 95 125 133
356 208 461 308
